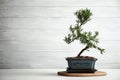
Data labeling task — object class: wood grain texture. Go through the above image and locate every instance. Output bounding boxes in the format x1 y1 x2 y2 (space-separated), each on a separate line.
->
58 71 107 77
0 0 120 69
0 7 120 18
0 0 120 7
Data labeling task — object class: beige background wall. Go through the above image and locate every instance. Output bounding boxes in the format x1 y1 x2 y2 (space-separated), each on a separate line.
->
0 0 120 68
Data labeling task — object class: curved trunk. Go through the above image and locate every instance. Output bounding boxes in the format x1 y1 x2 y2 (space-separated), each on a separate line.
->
77 46 89 57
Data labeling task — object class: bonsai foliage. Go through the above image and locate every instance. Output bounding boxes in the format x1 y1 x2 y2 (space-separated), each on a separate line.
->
64 9 105 57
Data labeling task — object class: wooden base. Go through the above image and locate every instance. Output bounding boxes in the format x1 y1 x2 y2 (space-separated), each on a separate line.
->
58 71 107 77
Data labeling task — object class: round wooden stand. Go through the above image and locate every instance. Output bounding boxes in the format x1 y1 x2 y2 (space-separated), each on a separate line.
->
58 71 107 77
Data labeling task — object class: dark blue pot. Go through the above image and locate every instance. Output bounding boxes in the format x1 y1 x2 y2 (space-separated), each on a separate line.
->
66 57 97 70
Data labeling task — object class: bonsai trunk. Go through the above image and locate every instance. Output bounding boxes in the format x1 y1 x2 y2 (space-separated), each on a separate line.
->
77 45 89 57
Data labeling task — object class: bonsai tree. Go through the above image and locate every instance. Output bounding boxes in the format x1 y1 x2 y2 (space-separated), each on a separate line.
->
64 8 105 57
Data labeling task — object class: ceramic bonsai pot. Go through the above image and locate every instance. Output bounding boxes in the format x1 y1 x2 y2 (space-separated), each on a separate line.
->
66 56 97 73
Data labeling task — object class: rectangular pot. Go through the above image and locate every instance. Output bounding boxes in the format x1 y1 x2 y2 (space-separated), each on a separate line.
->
66 57 97 70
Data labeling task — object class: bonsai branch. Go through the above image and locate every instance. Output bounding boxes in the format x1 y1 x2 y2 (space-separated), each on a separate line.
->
77 45 89 57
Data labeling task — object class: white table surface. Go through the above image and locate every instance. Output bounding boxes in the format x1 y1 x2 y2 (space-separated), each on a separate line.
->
0 69 120 80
